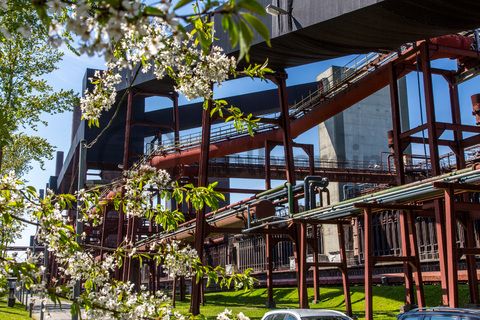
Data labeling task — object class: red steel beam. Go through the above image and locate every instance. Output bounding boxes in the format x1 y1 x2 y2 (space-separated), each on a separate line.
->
444 188 459 308
407 211 425 308
116 91 133 279
463 214 479 304
338 224 352 316
190 98 212 315
399 210 414 305
265 232 276 308
389 63 405 185
363 208 373 320
312 224 320 304
422 42 450 306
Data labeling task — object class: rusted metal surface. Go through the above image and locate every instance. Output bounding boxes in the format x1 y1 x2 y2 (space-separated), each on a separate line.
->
363 208 373 320
389 64 405 185
444 188 458 308
190 99 212 314
338 224 352 316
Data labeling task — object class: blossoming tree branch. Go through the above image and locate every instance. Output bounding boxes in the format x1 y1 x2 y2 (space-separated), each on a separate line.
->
0 0 274 318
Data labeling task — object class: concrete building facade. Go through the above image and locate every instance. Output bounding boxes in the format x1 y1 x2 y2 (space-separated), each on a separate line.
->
317 66 410 256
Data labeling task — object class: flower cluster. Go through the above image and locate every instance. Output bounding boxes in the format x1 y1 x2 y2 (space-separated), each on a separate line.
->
79 20 236 122
161 241 199 278
80 68 122 123
217 309 251 320
124 164 171 217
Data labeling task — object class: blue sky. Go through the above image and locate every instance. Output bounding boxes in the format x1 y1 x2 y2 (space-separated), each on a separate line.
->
15 45 480 247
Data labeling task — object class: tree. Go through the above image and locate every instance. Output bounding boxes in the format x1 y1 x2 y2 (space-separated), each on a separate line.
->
0 0 272 318
0 0 78 175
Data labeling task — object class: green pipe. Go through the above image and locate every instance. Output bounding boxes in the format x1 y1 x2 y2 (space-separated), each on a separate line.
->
256 184 286 198
296 166 478 219
286 182 294 217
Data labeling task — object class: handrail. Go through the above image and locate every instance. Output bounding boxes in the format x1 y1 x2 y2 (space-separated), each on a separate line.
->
134 48 404 169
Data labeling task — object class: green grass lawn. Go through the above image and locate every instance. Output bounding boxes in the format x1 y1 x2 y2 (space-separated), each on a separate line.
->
174 285 471 320
0 298 31 320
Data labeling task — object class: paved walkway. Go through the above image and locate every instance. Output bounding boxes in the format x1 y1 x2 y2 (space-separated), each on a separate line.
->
26 296 85 320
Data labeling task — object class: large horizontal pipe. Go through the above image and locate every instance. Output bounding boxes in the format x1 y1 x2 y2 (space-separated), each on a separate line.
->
296 166 480 221
136 183 305 247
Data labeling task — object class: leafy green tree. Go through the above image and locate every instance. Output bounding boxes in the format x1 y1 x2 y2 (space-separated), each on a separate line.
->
0 0 78 175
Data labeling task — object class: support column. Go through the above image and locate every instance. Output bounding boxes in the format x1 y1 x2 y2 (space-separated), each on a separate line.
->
116 91 133 279
399 210 414 305
421 43 440 175
444 188 458 308
312 225 320 304
298 222 309 309
389 64 405 185
265 141 272 190
273 72 296 185
265 232 276 308
464 214 479 304
179 277 186 302
407 212 425 308
421 43 449 305
363 208 373 320
99 207 107 261
338 223 352 316
190 97 212 315
448 81 465 169
149 260 156 293
272 71 307 307
172 92 180 148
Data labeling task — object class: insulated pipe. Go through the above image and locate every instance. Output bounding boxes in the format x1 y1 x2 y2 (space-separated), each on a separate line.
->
303 176 329 211
296 167 480 221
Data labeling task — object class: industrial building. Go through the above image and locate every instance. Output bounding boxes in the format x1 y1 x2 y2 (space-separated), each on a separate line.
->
44 1 480 319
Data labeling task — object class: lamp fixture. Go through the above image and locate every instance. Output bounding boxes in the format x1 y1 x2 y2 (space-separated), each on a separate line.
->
265 4 289 16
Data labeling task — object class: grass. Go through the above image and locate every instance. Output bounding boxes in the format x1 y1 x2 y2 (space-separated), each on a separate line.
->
173 285 471 320
0 297 31 320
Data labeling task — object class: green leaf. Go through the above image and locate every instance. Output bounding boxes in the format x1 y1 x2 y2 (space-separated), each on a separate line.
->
241 13 270 45
237 0 267 15
144 6 166 16
174 0 194 10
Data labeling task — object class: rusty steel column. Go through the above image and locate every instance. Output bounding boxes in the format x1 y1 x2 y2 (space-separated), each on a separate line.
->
338 223 352 316
149 260 156 293
421 43 449 305
172 92 180 147
265 231 276 308
179 277 186 302
464 214 479 304
125 217 137 282
444 187 458 308
298 222 309 308
190 98 212 315
363 208 373 320
265 141 272 190
274 72 296 185
389 64 405 185
305 145 315 175
99 207 107 261
407 211 425 308
399 210 414 305
449 81 465 169
312 225 320 304
421 43 440 175
116 91 133 279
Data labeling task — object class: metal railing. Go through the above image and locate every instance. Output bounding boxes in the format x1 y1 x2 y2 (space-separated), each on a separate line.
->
209 154 388 171
136 49 404 167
